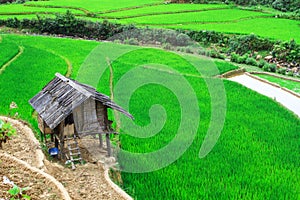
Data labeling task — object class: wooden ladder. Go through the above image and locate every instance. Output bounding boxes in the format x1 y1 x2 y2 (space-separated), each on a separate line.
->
65 135 82 170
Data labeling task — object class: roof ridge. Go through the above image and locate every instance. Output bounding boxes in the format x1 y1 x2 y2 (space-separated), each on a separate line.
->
55 73 92 98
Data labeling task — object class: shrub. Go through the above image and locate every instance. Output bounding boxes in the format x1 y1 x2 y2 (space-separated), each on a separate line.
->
176 33 190 46
287 71 294 76
185 46 193 53
263 63 270 72
230 52 239 62
163 43 172 50
269 64 276 72
1 12 128 40
236 53 248 64
187 30 228 45
209 50 218 58
125 38 139 45
0 119 16 149
113 39 121 44
245 57 258 66
272 0 300 12
228 34 274 55
197 49 207 56
272 39 300 63
277 67 287 75
258 59 266 68
262 63 276 72
162 30 178 46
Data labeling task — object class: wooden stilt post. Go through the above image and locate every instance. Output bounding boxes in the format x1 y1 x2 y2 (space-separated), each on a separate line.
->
44 132 47 144
106 133 111 157
58 121 65 159
99 133 103 148
54 136 59 148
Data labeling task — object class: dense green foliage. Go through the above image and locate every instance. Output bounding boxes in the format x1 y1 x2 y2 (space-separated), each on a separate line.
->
0 11 128 40
225 0 300 12
228 34 274 55
272 39 300 62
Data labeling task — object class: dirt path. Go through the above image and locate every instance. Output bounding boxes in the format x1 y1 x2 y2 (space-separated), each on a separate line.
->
228 74 300 118
0 46 24 75
0 117 130 200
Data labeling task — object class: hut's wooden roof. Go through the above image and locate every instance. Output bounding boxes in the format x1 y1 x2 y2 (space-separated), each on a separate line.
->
29 73 133 129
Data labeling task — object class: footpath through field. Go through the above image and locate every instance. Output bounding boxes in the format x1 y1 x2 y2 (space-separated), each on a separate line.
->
228 74 300 118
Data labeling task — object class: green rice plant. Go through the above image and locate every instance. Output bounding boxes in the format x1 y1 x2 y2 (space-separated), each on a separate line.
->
0 4 84 14
119 9 272 25
0 38 19 67
94 48 299 199
256 74 300 93
245 57 257 66
100 4 229 18
24 0 163 13
118 77 299 199
167 18 300 42
0 34 298 200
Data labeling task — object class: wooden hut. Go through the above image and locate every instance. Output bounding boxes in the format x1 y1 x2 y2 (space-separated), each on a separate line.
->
29 73 133 168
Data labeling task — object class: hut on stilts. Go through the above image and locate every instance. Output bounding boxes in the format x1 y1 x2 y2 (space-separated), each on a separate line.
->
29 73 133 169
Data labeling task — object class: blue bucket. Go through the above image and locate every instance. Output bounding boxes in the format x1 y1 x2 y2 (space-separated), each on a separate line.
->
48 147 59 156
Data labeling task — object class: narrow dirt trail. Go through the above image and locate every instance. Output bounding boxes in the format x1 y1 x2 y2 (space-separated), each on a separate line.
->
0 117 131 200
228 74 300 118
0 46 24 75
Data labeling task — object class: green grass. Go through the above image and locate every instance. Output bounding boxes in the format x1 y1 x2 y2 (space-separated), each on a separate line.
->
0 34 298 199
168 17 300 42
256 74 300 93
100 4 229 18
119 9 272 25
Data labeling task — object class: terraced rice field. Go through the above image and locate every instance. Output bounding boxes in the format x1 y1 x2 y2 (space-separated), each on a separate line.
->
0 0 299 41
0 34 299 199
168 17 300 42
99 4 230 18
256 74 300 93
0 37 19 67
